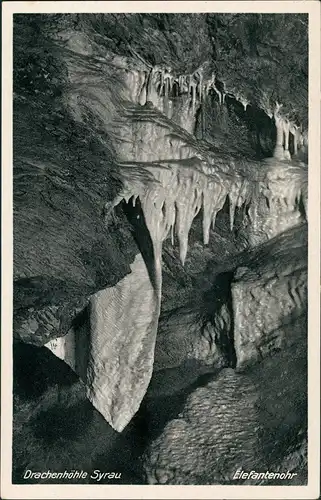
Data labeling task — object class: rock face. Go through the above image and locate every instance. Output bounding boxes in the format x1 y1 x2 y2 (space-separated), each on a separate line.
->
12 13 308 479
143 315 307 485
243 160 307 246
154 224 307 371
232 224 307 368
153 303 231 372
143 224 307 484
144 367 262 485
12 343 119 483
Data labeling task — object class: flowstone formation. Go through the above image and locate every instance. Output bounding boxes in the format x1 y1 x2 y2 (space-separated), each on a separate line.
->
47 47 308 430
13 13 308 443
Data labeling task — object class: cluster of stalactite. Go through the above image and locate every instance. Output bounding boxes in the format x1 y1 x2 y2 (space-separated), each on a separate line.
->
122 63 307 161
110 160 307 267
273 103 307 160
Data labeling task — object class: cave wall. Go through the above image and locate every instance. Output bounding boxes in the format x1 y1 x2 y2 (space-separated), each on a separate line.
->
13 14 308 434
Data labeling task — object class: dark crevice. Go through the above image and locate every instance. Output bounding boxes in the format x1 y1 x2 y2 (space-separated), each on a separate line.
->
120 197 158 290
202 271 237 368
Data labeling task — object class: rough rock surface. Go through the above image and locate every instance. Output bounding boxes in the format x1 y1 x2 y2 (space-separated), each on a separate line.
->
232 224 307 368
12 342 119 483
143 313 307 485
12 12 308 475
154 224 307 373
153 303 231 372
142 223 307 484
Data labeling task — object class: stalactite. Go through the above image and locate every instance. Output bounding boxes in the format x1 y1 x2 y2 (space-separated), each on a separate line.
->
193 70 203 103
117 67 308 263
160 68 164 91
302 129 308 148
298 125 304 149
228 180 251 231
178 74 185 94
205 73 214 97
248 202 258 232
199 73 203 103
213 85 222 105
283 119 291 160
293 133 298 155
146 66 161 104
289 123 298 155
113 164 242 266
211 210 218 230
207 73 221 105
237 95 249 111
164 77 169 117
273 117 285 159
191 81 196 114
138 71 147 105
146 68 153 102
201 94 206 139
293 126 301 155
202 183 227 244
229 194 236 231
187 75 192 96
168 100 173 120
170 214 175 245
166 69 174 95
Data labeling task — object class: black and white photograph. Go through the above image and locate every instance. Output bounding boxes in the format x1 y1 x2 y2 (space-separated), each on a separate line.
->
1 1 320 499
